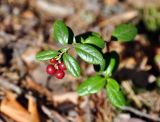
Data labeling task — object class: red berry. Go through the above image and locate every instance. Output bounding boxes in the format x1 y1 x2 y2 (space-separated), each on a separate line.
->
55 70 65 79
50 58 58 64
58 62 66 70
46 64 56 75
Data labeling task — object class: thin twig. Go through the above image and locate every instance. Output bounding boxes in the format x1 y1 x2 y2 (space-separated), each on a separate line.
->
41 106 68 122
121 106 160 122
0 78 22 95
99 10 139 27
122 81 142 108
34 0 74 17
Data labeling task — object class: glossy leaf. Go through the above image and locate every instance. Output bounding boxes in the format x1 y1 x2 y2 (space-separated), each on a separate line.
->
77 75 106 96
36 50 59 61
106 78 126 108
82 36 105 49
53 20 69 45
94 58 106 72
104 51 119 77
94 51 119 74
112 24 137 42
75 44 103 64
100 59 106 71
59 47 69 53
92 32 101 37
63 53 80 77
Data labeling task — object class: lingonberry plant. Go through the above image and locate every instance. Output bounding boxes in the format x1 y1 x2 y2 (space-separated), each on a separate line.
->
36 20 137 108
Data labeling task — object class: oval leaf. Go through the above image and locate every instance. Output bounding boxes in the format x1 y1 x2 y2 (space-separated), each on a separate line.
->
77 75 106 96
105 57 116 76
82 36 105 48
92 32 101 38
94 58 106 72
105 52 118 76
63 53 80 77
99 59 106 71
112 24 137 42
75 44 103 64
53 20 69 45
36 50 59 61
106 78 126 108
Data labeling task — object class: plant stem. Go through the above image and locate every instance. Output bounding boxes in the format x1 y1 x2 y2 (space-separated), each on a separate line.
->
56 44 75 60
106 42 110 53
73 37 76 44
56 47 69 60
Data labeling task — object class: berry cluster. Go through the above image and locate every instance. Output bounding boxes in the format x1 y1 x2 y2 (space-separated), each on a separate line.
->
46 58 66 79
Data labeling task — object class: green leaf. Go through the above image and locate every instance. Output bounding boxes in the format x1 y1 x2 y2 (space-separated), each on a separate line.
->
53 20 69 45
63 53 80 77
107 78 120 90
75 44 103 64
82 36 105 49
80 37 85 43
59 47 69 53
156 77 160 88
106 78 126 108
112 24 137 42
99 59 106 71
92 32 101 38
94 58 106 72
36 50 59 61
103 51 119 77
105 55 117 77
77 75 106 96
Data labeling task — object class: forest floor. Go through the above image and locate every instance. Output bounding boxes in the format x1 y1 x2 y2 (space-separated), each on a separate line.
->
0 0 160 122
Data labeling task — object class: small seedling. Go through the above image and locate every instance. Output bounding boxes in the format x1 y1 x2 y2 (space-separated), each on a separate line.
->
36 20 137 108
